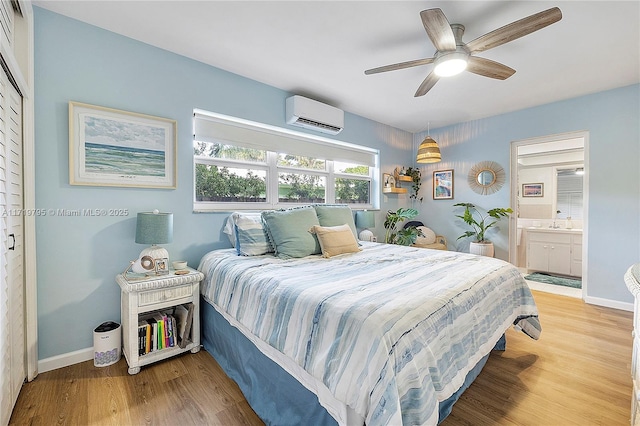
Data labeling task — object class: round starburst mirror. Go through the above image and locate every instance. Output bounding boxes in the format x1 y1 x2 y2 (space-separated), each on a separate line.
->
468 161 505 195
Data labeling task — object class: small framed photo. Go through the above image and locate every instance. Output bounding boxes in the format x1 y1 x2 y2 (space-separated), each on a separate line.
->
433 169 454 200
383 173 396 188
155 257 169 275
522 183 544 197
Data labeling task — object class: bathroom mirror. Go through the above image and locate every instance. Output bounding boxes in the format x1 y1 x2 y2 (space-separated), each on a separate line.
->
468 161 505 195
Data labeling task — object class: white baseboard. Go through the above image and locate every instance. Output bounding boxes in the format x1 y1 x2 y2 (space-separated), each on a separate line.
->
38 347 94 374
584 295 633 312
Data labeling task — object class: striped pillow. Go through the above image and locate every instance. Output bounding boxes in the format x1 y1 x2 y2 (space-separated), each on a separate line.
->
226 212 273 256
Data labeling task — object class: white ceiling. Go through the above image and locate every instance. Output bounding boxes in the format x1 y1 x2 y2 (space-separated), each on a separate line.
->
33 1 640 133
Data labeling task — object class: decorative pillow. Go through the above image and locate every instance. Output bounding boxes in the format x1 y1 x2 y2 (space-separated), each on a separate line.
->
223 215 238 247
224 212 273 256
313 204 358 240
309 224 362 258
262 206 321 259
415 226 437 245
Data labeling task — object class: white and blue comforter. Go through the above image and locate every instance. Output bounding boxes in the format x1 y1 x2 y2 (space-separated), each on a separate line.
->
199 242 540 425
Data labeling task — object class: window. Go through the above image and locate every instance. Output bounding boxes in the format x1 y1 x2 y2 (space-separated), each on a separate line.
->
193 110 378 211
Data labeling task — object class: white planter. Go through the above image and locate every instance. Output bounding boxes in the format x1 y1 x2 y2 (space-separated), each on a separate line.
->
469 241 494 257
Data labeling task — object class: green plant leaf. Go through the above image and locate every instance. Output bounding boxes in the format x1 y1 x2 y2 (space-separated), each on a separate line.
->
454 203 511 242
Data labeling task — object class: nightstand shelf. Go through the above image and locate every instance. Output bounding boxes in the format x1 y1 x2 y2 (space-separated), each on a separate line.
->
116 267 204 375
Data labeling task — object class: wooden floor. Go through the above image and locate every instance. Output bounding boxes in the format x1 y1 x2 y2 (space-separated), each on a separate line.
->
10 290 633 425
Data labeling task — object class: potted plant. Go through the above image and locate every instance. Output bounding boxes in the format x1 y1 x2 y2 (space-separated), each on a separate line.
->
454 202 512 257
404 167 423 203
384 208 420 245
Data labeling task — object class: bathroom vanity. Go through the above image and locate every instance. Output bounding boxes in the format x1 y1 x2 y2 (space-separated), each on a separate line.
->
526 228 582 277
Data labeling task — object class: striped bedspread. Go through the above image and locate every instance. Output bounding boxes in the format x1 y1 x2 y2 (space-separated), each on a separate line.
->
199 242 540 425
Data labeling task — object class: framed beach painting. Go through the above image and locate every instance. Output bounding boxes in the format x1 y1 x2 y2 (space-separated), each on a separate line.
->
433 169 454 200
522 183 544 197
69 102 177 188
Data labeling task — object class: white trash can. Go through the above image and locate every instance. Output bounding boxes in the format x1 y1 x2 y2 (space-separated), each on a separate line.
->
93 321 121 367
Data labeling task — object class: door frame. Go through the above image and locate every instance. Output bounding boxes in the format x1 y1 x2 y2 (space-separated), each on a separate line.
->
509 130 589 299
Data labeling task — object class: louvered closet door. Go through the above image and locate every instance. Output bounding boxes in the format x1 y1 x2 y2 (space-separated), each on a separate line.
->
0 65 24 426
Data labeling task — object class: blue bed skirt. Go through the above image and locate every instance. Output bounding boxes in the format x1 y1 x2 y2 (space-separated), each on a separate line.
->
201 296 502 425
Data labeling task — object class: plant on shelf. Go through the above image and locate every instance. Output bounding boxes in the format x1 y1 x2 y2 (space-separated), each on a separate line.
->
453 202 512 256
384 207 420 245
405 167 423 203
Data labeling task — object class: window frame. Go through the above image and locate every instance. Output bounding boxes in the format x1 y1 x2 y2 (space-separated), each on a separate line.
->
193 110 379 212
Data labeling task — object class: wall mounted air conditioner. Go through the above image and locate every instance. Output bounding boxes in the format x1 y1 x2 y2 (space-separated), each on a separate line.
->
285 95 344 135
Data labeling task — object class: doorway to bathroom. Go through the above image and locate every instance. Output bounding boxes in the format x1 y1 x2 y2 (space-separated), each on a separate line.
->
509 131 588 299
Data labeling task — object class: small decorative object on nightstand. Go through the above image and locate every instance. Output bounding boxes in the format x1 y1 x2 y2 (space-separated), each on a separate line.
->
116 267 204 375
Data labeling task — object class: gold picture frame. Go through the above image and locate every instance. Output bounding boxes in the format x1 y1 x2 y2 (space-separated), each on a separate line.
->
69 102 177 188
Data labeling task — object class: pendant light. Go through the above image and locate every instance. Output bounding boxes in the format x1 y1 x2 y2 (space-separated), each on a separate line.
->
416 122 441 163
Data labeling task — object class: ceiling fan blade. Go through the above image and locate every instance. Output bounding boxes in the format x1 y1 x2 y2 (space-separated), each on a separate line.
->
414 72 440 97
467 56 516 80
365 57 435 75
420 8 456 51
466 7 562 54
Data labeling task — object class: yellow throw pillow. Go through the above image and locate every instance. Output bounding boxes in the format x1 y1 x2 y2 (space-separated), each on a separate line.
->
309 224 362 258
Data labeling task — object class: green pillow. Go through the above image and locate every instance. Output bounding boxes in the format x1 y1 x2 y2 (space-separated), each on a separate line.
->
262 206 321 259
313 204 357 239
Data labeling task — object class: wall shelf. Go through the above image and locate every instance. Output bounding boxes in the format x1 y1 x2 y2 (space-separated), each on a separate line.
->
382 187 408 194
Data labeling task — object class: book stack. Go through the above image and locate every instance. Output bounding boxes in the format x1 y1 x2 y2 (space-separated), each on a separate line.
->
137 303 194 356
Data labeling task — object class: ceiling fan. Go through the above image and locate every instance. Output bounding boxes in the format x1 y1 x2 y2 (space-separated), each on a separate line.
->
365 7 562 97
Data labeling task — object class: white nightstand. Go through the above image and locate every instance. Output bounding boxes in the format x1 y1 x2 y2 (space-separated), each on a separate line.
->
116 267 204 375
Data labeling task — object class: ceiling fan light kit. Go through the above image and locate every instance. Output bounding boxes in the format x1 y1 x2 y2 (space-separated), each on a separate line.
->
434 51 469 77
365 7 562 96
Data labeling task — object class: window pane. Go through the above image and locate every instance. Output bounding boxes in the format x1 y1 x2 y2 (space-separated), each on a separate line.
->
278 173 326 203
277 154 325 170
334 161 369 176
335 178 371 204
195 163 266 202
194 140 266 162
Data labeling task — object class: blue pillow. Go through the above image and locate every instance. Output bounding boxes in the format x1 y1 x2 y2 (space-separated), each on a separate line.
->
262 206 321 259
313 204 358 240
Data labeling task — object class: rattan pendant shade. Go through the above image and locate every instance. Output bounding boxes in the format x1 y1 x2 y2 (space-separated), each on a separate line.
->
416 136 441 163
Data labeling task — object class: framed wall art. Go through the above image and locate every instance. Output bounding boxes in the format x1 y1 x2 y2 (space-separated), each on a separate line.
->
69 102 177 188
433 169 454 200
522 183 544 197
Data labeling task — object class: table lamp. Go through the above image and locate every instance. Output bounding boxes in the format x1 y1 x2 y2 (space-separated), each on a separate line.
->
355 210 375 242
132 210 173 274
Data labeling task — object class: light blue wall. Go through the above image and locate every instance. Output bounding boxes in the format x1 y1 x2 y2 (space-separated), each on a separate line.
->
34 6 639 360
414 84 640 304
34 7 413 359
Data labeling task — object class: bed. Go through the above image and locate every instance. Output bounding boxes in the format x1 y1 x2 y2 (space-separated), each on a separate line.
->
198 207 540 425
